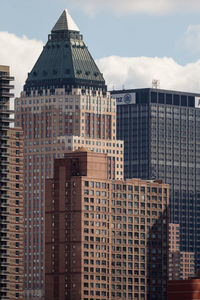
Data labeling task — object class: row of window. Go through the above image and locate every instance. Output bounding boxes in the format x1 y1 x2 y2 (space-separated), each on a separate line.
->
84 181 167 193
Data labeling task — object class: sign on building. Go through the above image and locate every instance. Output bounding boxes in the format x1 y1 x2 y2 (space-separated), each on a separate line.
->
112 92 136 105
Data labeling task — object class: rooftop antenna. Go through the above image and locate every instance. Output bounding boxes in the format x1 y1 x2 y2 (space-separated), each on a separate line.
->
152 79 160 89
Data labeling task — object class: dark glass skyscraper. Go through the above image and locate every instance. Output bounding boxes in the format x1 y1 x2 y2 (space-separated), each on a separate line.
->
112 88 200 273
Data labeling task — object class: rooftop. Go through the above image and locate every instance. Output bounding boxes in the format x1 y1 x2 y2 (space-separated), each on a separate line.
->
24 9 106 92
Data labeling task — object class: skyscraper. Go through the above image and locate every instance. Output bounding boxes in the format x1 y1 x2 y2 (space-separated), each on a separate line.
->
0 66 24 299
112 87 200 275
45 149 169 300
15 10 123 298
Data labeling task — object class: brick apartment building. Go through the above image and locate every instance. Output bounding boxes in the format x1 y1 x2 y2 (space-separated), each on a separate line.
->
0 66 24 299
45 149 169 300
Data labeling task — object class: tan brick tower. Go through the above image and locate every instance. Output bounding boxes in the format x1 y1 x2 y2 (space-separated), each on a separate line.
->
14 10 123 299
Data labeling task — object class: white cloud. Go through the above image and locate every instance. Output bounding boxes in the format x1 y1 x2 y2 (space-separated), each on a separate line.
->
1 31 200 105
0 32 43 98
182 24 200 54
96 56 200 93
68 0 200 16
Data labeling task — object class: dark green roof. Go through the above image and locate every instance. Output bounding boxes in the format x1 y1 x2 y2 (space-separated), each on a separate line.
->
24 10 106 92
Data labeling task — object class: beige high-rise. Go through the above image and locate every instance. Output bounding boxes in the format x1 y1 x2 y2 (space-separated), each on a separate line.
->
14 9 123 298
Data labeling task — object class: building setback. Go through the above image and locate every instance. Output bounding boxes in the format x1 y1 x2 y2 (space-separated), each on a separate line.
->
45 150 169 300
168 223 195 280
112 88 200 275
0 66 24 299
14 10 123 298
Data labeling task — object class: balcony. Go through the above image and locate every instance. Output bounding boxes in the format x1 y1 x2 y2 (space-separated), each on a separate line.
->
0 109 10 115
0 287 9 293
0 236 9 241
0 135 9 140
0 109 14 114
0 185 8 190
0 244 9 249
0 227 7 233
0 122 11 128
0 167 9 174
0 190 8 196
0 177 9 184
1 162 8 167
0 92 14 98
0 144 8 149
0 117 11 123
0 134 9 140
0 278 9 284
0 83 14 89
0 202 9 208
0 75 14 81
0 151 8 156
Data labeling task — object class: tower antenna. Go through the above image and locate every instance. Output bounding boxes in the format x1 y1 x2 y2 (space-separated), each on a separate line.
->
152 79 160 89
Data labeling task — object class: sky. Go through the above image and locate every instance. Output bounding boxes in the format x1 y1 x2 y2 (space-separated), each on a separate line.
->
1 0 200 96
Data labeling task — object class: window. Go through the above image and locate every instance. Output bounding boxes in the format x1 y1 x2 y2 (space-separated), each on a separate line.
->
135 186 139 192
90 182 94 188
152 187 157 193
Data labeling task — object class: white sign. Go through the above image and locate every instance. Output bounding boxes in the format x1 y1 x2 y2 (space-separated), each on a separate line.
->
112 92 136 105
195 97 200 108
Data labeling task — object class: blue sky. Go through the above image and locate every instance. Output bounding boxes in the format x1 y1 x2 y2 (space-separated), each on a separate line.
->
1 0 200 63
1 0 200 95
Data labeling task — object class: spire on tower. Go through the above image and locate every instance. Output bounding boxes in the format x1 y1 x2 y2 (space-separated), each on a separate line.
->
52 9 80 32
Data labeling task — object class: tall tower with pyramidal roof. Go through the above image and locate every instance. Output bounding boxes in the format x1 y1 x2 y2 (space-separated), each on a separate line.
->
15 9 124 299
